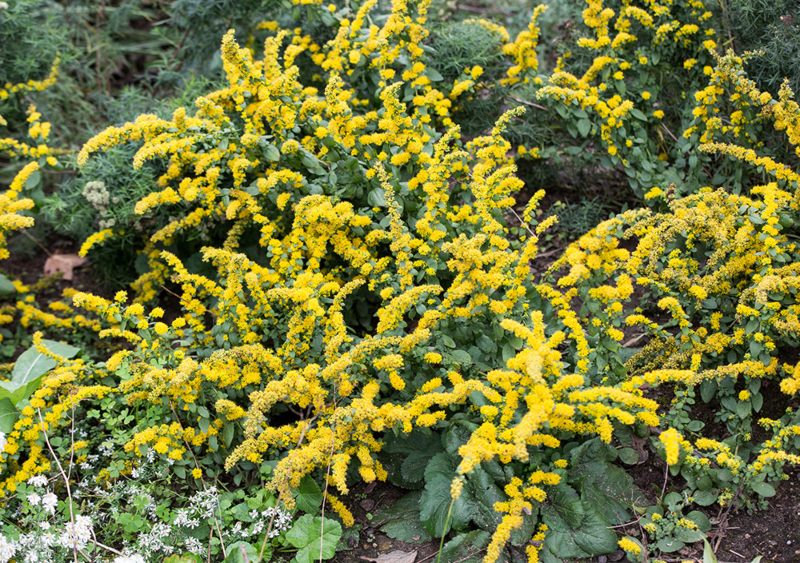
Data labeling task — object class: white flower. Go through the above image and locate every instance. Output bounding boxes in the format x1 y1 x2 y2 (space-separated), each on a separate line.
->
27 475 48 488
112 555 145 563
59 515 93 550
0 433 6 454
39 522 50 531
27 493 41 506
41 492 58 514
183 536 203 555
0 535 16 563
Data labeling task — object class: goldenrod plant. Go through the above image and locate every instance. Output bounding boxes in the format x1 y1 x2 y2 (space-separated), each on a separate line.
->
0 0 799 562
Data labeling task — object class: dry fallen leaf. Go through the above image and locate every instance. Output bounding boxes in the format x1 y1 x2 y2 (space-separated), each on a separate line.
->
360 549 418 563
44 254 87 281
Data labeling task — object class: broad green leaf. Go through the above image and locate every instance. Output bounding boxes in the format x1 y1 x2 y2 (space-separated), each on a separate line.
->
573 509 618 555
547 483 584 529
657 537 685 553
378 491 432 543
224 541 260 563
542 527 590 560
11 340 80 383
464 467 503 532
2 340 79 406
686 510 712 532
25 169 42 189
262 144 280 162
576 118 592 137
0 274 16 296
367 188 386 207
222 422 235 448
294 475 323 514
286 514 342 563
664 491 683 510
699 381 716 403
703 539 719 563
542 483 616 558
437 530 490 563
617 447 639 465
692 489 718 506
750 482 775 497
0 398 19 433
419 453 473 536
675 527 705 543
163 555 203 563
449 349 472 366
383 429 442 489
401 451 433 484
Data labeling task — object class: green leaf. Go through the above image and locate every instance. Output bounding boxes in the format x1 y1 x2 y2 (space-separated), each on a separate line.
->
1 340 80 405
576 119 592 137
735 400 751 419
262 144 281 162
542 484 617 557
686 510 712 532
367 188 386 207
12 340 79 382
657 537 685 553
750 482 776 498
700 381 716 403
25 169 42 190
419 453 473 537
224 542 260 563
222 422 235 448
703 539 719 563
449 349 472 366
664 491 683 510
300 152 326 176
692 490 718 506
437 530 490 563
294 475 323 514
426 68 444 82
383 429 442 488
164 555 204 563
286 514 342 563
573 456 642 523
547 483 584 529
0 274 16 297
675 527 705 543
617 448 639 465
0 398 18 433
378 491 432 543
573 509 617 555
687 420 705 432
464 467 503 531
542 527 590 560
401 451 433 484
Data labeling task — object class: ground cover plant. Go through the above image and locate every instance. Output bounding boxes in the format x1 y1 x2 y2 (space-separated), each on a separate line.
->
1 0 799 561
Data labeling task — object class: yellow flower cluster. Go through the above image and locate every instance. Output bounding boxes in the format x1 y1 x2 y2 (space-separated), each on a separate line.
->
537 0 716 160
7 2 800 561
3 19 668 559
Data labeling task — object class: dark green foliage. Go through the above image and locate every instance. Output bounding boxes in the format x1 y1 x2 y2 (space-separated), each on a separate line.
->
0 0 67 85
167 0 283 72
726 0 800 94
427 20 505 84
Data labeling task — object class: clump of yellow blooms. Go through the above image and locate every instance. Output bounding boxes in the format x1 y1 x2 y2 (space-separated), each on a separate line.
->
0 63 62 260
3 1 800 561
1 7 663 559
549 42 800 520
535 0 716 167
